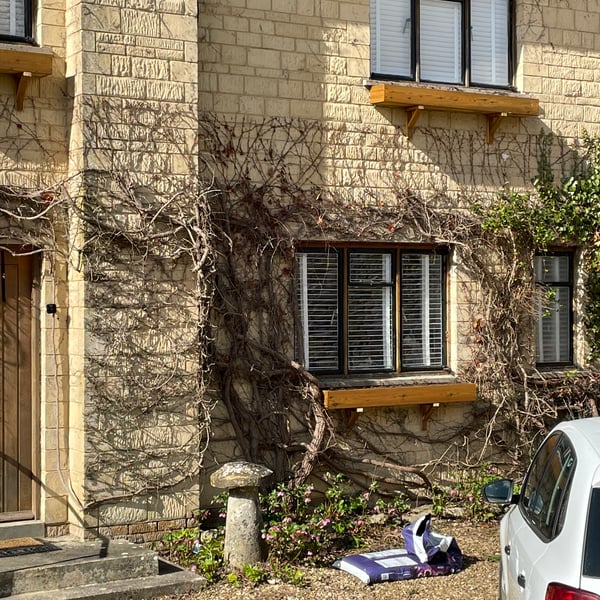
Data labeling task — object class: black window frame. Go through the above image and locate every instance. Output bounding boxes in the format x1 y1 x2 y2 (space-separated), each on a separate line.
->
295 245 448 376
534 252 574 368
370 0 514 89
0 0 35 44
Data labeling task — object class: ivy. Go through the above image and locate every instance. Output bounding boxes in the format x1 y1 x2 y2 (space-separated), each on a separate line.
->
479 134 600 357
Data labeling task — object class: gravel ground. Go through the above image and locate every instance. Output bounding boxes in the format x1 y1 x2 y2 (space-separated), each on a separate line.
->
162 519 501 600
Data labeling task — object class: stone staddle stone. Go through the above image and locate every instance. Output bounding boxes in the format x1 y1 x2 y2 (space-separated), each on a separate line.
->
210 461 273 568
210 461 273 490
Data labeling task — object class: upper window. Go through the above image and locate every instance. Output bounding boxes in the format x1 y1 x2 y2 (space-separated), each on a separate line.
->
0 0 33 42
370 0 511 87
295 246 447 375
535 254 573 366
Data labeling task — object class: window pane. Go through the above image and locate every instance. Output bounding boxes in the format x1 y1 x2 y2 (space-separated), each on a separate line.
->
370 0 411 77
348 252 394 371
520 434 575 540
471 0 509 86
420 0 462 83
584 488 600 577
0 0 25 37
535 256 572 364
296 252 339 371
401 254 444 369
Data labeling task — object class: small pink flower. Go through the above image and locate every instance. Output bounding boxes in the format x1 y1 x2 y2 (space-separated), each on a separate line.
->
356 519 366 526
449 489 459 498
304 497 311 503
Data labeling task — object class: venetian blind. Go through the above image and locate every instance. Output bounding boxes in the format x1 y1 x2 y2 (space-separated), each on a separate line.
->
296 252 339 371
401 254 444 368
471 0 509 86
0 0 24 37
535 255 571 364
348 252 394 371
370 0 412 77
420 0 462 84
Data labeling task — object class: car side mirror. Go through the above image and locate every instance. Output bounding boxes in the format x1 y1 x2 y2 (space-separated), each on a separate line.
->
483 479 517 504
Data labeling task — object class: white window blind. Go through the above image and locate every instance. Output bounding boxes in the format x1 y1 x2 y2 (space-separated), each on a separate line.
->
348 252 394 371
0 0 25 37
535 255 571 364
420 0 462 84
296 252 339 371
370 0 412 77
401 254 444 368
471 0 509 86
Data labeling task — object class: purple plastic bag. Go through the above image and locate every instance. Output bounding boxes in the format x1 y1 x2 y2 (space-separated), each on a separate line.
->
333 514 462 585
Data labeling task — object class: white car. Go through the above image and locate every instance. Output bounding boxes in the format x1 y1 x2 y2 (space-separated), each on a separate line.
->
483 417 600 600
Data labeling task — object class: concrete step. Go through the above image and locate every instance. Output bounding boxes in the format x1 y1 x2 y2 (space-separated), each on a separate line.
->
7 564 206 600
0 538 158 596
0 537 205 598
0 523 45 542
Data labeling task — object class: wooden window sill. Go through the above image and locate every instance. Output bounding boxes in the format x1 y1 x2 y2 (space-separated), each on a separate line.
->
323 382 477 429
0 43 53 110
367 81 539 143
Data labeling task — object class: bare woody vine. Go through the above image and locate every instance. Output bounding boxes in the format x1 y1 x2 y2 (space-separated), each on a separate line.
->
1 106 600 509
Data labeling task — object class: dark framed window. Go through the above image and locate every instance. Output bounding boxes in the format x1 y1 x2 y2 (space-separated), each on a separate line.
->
535 253 573 366
519 432 576 541
295 246 447 375
0 0 33 43
370 0 511 87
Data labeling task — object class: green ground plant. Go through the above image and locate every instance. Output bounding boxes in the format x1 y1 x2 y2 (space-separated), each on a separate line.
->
156 473 409 585
431 464 502 522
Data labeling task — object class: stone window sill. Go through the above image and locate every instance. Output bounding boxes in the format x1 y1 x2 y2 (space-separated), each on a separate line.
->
366 80 540 143
0 42 53 110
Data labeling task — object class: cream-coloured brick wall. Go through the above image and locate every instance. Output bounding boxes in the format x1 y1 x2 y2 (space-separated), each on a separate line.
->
197 0 600 474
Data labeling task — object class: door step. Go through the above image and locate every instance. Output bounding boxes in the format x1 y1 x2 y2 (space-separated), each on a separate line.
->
0 522 44 542
0 538 205 599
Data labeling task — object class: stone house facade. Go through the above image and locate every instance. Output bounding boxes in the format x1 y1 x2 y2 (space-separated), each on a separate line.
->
0 0 598 540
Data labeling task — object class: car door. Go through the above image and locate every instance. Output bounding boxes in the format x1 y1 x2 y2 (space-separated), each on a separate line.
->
503 433 577 599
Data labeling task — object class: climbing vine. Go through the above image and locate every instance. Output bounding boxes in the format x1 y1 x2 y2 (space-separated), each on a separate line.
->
3 109 600 513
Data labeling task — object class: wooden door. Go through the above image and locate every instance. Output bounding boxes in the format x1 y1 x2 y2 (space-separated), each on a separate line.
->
0 250 34 520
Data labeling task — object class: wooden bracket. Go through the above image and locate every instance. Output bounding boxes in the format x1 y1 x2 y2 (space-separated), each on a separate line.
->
343 408 361 430
486 112 508 144
15 72 32 111
406 105 424 139
420 402 440 430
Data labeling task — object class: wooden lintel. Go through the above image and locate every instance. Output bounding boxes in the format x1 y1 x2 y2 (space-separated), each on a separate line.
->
486 112 507 144
405 105 424 138
323 382 477 410
370 83 539 117
15 72 32 111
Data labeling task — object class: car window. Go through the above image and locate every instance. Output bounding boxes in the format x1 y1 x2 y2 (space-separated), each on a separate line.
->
583 488 600 577
520 433 576 540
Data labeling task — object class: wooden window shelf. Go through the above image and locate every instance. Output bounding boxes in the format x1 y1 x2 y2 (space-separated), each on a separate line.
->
369 82 539 143
323 382 477 429
0 43 53 111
